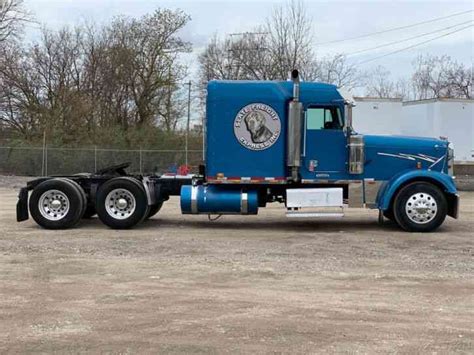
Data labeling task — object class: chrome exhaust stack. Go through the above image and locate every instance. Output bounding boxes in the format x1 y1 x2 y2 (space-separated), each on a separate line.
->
287 69 303 182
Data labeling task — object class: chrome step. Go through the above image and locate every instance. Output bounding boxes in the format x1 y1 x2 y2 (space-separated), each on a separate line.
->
286 207 345 218
286 212 345 218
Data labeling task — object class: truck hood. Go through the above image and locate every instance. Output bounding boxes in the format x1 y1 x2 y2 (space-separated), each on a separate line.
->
363 134 449 177
364 134 448 150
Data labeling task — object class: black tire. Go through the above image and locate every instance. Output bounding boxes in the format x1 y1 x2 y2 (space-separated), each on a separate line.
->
144 202 163 220
29 178 84 229
393 182 447 232
96 177 148 229
59 178 87 218
383 208 395 221
68 178 95 218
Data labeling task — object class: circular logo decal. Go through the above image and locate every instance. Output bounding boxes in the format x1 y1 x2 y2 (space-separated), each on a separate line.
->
234 103 281 151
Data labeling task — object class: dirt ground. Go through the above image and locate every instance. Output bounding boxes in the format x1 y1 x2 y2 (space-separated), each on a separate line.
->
0 179 473 354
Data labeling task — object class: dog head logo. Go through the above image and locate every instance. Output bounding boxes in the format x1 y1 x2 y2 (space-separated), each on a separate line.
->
244 111 273 144
234 103 281 151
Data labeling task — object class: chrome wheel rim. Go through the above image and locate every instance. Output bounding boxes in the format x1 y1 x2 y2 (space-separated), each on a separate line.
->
38 190 70 221
405 192 437 224
105 188 136 220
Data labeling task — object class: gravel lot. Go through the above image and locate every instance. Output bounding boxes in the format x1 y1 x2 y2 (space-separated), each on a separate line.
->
0 177 473 353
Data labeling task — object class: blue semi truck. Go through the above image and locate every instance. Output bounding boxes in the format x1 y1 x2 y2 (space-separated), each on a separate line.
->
17 70 459 232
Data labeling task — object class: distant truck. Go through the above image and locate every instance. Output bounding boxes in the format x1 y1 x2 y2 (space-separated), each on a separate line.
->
17 70 459 232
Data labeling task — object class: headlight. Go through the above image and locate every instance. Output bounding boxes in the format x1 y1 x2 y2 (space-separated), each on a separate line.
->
447 142 454 176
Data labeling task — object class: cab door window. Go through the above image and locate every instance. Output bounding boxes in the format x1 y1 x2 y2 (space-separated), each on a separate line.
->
307 107 343 130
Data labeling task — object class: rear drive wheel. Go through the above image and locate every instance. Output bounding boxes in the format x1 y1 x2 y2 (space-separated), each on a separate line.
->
393 182 447 232
66 179 96 218
29 178 84 229
59 178 87 218
71 175 93 218
96 177 148 229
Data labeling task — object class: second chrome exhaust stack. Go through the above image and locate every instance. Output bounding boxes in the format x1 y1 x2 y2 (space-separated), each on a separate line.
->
287 69 303 182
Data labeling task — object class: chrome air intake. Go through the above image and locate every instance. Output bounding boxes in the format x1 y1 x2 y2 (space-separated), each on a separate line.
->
287 69 303 182
348 134 365 174
447 142 454 176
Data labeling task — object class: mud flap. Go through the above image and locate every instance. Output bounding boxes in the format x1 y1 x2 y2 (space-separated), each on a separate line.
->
447 193 460 219
16 187 29 222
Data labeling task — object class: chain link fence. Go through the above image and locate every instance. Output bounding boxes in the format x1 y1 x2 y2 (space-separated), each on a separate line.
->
0 146 203 176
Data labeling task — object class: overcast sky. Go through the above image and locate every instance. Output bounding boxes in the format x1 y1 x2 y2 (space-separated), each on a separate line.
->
23 0 473 82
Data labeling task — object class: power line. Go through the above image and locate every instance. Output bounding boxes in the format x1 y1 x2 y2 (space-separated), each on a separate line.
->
347 20 473 57
229 32 269 37
354 23 474 66
315 9 473 45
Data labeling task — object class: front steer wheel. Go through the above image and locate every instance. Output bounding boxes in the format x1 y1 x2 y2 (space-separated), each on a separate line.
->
393 182 447 232
96 177 149 229
29 178 85 229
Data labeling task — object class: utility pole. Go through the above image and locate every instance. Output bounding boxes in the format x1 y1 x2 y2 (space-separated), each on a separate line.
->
167 66 172 131
185 81 191 166
94 146 97 173
41 130 46 176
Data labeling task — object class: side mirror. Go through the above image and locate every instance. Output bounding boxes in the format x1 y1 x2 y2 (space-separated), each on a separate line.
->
337 87 355 135
344 104 353 135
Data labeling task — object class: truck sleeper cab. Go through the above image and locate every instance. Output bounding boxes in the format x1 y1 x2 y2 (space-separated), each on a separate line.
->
17 70 459 232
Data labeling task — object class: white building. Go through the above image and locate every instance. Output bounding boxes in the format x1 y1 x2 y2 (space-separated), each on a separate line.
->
352 97 403 135
402 99 473 162
353 97 474 162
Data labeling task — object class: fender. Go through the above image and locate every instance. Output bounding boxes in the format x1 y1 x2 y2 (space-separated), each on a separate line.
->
377 169 457 211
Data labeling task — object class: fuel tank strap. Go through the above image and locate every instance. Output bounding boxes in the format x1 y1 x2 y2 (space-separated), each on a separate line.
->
191 186 198 214
241 192 248 214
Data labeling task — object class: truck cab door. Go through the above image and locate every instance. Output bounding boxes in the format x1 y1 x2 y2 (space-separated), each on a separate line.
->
302 105 347 178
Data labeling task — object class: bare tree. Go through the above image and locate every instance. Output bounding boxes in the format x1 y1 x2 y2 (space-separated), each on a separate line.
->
412 55 447 99
392 78 414 100
411 54 472 100
0 8 192 142
365 66 396 98
265 0 314 80
0 42 44 139
0 0 30 43
228 31 274 80
199 0 315 82
101 9 191 129
363 56 473 101
198 31 271 84
313 54 360 89
364 66 415 99
198 0 363 92
446 62 472 99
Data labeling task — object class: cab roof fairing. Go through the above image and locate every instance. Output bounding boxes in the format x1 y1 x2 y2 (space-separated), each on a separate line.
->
207 80 345 108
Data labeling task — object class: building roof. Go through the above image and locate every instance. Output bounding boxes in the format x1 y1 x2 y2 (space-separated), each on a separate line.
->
403 98 474 106
353 96 474 105
354 97 403 103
